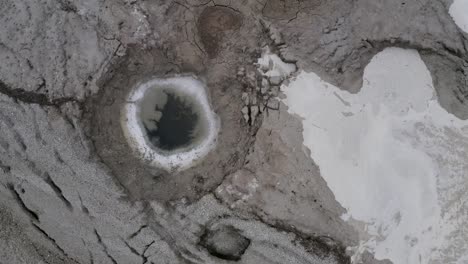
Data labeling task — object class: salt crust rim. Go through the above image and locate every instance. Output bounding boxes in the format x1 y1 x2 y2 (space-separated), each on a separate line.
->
121 76 220 172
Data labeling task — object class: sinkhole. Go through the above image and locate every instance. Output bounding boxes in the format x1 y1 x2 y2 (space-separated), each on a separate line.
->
121 76 220 171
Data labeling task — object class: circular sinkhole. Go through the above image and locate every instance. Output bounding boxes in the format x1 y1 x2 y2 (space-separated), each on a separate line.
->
121 76 220 171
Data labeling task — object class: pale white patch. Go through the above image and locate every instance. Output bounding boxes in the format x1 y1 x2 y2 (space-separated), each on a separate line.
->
282 48 468 263
449 0 468 33
121 76 219 172
257 48 296 78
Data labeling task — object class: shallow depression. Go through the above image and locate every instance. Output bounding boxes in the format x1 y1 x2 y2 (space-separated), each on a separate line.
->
122 76 219 171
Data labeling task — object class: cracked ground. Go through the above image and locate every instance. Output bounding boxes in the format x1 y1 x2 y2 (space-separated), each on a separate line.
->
0 0 467 264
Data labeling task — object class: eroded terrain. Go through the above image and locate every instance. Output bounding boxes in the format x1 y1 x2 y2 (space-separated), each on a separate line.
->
0 0 467 264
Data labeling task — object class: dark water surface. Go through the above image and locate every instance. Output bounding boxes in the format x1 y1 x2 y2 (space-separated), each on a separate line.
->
144 90 200 151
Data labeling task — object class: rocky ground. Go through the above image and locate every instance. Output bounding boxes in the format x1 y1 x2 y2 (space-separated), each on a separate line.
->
0 0 466 263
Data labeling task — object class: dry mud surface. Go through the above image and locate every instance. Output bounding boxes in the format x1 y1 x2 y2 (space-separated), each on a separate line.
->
0 0 467 264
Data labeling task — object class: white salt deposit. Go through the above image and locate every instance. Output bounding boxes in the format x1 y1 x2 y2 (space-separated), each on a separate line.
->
121 76 219 172
282 48 468 263
449 0 468 33
257 48 296 78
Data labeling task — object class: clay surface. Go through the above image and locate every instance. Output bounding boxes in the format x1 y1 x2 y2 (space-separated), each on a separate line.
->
0 0 467 264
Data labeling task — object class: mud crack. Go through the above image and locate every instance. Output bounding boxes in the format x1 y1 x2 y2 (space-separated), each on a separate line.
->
0 80 78 106
94 229 119 264
7 183 40 222
44 173 73 211
32 222 69 258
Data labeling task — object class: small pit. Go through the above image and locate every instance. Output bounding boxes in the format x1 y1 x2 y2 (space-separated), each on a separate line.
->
121 76 219 171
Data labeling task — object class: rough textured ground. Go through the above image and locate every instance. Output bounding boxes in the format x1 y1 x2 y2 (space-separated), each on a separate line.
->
0 0 466 263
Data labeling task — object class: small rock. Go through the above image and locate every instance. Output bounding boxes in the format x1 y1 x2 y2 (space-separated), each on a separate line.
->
261 78 269 94
337 17 345 25
266 99 280 110
251 96 257 105
267 26 285 45
269 76 282 86
116 45 127 57
237 66 245 77
250 105 259 124
259 63 269 73
241 106 249 122
268 58 274 71
269 85 280 96
241 92 249 105
246 71 256 86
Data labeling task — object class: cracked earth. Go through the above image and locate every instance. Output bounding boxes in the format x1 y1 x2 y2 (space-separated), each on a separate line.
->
0 0 467 264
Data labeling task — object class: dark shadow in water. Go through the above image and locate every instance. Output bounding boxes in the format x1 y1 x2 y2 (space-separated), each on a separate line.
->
144 90 199 151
